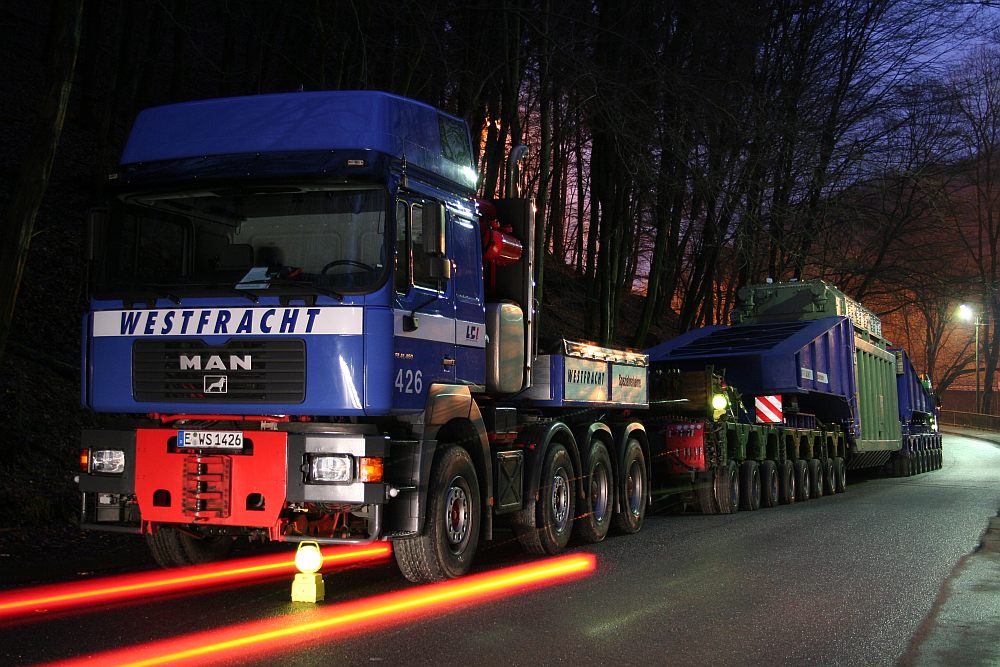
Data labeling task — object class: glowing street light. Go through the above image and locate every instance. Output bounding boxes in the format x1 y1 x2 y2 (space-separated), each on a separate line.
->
958 303 983 413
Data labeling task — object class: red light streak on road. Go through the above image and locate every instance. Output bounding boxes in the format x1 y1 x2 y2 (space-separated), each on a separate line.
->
0 544 390 621
46 553 596 667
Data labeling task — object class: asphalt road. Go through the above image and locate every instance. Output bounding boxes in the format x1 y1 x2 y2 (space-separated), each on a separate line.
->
2 433 999 666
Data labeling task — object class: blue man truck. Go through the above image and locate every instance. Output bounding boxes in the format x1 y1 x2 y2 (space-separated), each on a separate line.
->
78 91 652 581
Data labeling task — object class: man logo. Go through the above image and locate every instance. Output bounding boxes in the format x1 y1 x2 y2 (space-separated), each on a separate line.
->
180 354 251 371
204 375 228 393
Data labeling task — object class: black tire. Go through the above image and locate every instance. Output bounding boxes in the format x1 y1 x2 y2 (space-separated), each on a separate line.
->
823 458 836 496
715 460 740 514
696 469 718 514
892 455 905 477
146 525 234 567
794 459 810 501
936 448 943 469
808 458 823 498
396 446 481 582
779 459 796 505
613 439 647 533
516 443 576 554
575 441 614 543
739 460 761 511
760 460 779 508
834 457 847 493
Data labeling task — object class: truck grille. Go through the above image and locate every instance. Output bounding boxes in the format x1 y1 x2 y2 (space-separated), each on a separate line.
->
132 339 306 403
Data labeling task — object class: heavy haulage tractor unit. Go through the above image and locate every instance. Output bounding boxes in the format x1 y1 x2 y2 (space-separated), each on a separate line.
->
77 91 941 581
647 279 942 513
77 91 652 582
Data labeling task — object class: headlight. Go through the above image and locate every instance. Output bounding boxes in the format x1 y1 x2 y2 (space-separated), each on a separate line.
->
309 454 353 482
711 393 729 411
91 449 126 474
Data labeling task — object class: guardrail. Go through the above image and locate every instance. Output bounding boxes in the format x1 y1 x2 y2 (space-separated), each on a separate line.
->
939 410 1000 431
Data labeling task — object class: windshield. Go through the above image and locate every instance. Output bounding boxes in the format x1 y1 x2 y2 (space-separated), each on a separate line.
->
97 187 387 297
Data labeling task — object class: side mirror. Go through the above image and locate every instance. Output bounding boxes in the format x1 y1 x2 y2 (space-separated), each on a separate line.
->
422 203 446 256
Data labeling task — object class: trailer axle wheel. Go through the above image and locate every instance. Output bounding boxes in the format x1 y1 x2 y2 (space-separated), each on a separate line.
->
794 460 810 502
761 460 779 508
779 460 796 505
834 457 847 492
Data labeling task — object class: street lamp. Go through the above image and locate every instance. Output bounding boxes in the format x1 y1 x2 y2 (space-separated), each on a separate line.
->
958 304 982 413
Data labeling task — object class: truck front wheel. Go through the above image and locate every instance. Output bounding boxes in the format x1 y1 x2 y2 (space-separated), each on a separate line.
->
146 526 234 567
395 445 481 583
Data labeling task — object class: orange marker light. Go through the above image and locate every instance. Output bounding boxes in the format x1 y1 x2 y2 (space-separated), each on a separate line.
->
358 457 384 483
78 449 90 473
0 544 391 623
47 554 596 667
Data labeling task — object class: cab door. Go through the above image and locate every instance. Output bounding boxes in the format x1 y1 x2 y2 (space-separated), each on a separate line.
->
392 197 456 410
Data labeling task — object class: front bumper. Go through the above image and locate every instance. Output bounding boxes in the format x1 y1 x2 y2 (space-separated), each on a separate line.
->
79 427 391 538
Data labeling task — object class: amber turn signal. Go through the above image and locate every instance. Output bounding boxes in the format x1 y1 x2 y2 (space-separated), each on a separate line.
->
358 457 383 483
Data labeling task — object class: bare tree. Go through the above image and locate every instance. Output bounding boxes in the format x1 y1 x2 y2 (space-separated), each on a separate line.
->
0 0 84 360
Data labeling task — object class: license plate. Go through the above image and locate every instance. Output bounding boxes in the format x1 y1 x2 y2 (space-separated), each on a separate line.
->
177 430 244 449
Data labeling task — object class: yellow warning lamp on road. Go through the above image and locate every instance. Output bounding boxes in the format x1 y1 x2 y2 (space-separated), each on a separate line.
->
291 541 325 603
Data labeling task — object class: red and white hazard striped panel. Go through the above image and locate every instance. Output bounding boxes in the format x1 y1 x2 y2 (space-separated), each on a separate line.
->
755 395 783 423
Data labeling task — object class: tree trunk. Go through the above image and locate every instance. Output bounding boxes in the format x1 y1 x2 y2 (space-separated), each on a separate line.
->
0 0 85 360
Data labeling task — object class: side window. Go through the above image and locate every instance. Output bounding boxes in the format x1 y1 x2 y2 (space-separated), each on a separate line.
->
411 204 436 289
395 201 410 294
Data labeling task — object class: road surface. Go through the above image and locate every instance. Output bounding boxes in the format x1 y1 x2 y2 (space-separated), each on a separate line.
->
1 433 998 666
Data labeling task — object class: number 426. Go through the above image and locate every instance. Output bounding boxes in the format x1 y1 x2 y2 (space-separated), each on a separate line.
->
394 369 423 394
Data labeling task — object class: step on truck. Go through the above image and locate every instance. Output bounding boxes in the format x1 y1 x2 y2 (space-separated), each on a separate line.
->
78 91 652 581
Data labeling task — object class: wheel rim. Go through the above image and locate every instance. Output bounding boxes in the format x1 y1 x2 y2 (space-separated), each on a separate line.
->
626 459 644 517
752 470 761 505
551 466 571 532
444 479 470 552
591 461 611 523
729 468 739 509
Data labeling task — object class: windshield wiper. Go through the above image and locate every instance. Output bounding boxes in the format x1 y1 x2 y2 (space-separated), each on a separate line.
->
110 283 183 306
173 282 260 303
260 278 344 302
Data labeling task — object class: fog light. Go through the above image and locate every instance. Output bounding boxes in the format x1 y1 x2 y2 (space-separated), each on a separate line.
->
309 455 353 482
92 449 125 474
